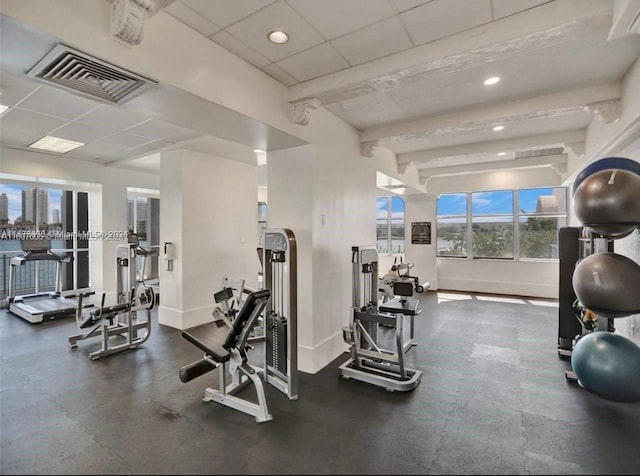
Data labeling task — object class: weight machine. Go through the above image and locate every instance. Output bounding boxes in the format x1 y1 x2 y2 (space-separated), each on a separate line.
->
68 237 154 360
340 245 422 392
179 228 298 422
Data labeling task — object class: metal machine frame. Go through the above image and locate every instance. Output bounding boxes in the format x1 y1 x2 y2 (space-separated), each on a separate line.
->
178 228 298 423
340 245 422 392
260 228 298 400
68 239 154 360
180 289 273 423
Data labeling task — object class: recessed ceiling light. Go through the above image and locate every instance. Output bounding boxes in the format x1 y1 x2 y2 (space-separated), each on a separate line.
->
484 76 501 86
497 152 506 156
253 149 265 153
492 125 505 132
268 30 289 44
0 104 9 115
29 135 85 153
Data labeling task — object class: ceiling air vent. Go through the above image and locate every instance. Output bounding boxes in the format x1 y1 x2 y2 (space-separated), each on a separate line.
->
27 44 156 104
514 147 565 160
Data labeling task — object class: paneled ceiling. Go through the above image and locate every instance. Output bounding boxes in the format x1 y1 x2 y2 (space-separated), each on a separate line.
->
1 0 640 183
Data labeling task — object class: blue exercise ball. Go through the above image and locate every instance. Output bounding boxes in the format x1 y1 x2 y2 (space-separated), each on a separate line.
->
572 252 640 318
571 331 640 402
572 157 640 196
573 168 640 238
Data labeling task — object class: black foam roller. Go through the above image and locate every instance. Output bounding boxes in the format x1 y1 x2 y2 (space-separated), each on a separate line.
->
179 359 216 383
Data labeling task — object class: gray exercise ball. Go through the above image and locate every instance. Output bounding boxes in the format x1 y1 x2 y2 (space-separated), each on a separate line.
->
574 168 640 237
572 252 640 318
571 331 640 402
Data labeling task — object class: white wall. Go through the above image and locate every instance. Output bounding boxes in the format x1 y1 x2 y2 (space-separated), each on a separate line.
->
268 109 377 373
403 195 438 290
158 149 260 330
403 167 563 298
0 147 159 298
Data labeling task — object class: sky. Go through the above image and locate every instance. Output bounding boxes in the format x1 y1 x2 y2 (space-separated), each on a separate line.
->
436 188 557 217
0 183 63 223
376 196 404 220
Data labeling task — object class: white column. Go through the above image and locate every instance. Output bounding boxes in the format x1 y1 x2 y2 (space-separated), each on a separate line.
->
158 149 260 330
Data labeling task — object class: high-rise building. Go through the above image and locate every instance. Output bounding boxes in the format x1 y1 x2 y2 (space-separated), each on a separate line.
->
52 208 61 224
21 188 36 224
0 193 9 224
20 188 51 225
38 189 49 225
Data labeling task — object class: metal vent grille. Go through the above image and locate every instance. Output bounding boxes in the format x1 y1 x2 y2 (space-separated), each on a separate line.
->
514 147 565 159
27 44 156 104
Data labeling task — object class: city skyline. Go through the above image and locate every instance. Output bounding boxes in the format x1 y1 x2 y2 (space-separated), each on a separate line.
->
0 183 62 224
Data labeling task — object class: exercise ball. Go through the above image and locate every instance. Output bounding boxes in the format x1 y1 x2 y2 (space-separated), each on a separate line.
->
573 168 640 237
571 331 640 402
572 252 640 318
572 157 640 195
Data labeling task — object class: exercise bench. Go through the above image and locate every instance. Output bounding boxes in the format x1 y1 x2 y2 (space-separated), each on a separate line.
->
178 289 273 423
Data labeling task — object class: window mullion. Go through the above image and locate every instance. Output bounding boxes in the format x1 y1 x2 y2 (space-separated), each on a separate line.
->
466 192 472 260
514 190 520 261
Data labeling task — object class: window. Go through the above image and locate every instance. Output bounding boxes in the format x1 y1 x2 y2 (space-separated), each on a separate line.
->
436 193 467 257
377 196 405 254
127 191 160 282
0 182 90 299
258 201 267 243
436 187 567 260
518 188 567 259
472 190 514 259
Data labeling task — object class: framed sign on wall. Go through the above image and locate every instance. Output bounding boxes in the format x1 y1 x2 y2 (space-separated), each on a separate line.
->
411 221 431 245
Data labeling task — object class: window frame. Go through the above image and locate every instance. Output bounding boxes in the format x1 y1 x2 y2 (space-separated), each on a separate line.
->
0 180 92 298
436 186 568 261
127 189 160 282
376 195 405 255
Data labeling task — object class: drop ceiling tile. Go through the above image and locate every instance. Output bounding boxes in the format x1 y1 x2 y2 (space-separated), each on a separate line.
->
68 146 122 161
126 138 173 154
182 0 276 28
16 84 101 120
210 30 271 68
0 127 44 147
89 132 157 153
163 1 222 36
0 107 68 145
388 0 434 13
262 63 299 86
226 1 325 62
0 73 41 108
331 16 413 66
76 105 150 135
47 121 110 144
286 0 395 40
123 118 201 142
491 0 549 19
400 0 492 46
276 43 349 82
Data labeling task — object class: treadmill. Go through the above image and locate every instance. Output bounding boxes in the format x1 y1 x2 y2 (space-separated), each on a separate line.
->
7 239 83 323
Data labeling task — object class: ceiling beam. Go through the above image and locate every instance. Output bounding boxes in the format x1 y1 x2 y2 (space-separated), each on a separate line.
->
399 130 586 167
361 81 621 145
418 154 567 182
289 0 612 106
